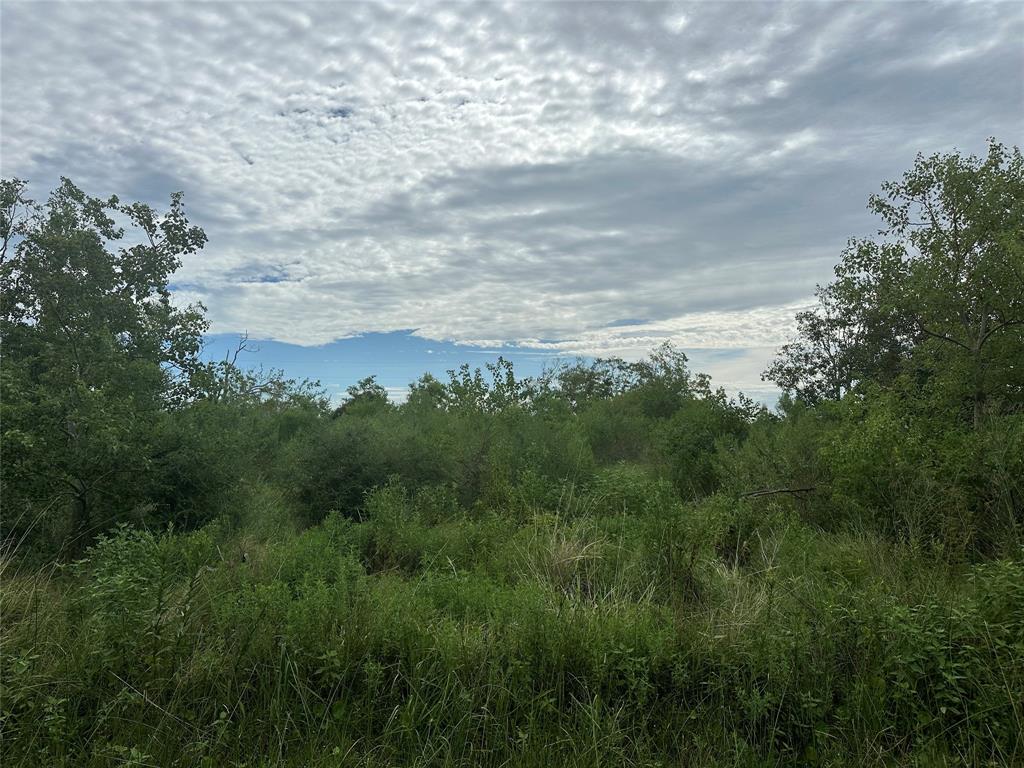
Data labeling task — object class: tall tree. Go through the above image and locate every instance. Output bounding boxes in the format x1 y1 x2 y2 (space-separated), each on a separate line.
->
1 178 208 549
766 140 1024 423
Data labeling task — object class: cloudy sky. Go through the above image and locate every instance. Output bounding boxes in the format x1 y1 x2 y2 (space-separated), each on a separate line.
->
2 1 1021 401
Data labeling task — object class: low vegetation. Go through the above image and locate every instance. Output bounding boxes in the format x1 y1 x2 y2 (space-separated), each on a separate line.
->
1 142 1022 766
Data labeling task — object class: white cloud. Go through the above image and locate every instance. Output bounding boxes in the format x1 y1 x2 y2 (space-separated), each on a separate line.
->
488 302 811 358
2 0 1020 391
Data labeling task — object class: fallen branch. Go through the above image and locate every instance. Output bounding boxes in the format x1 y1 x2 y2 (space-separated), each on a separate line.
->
740 486 817 499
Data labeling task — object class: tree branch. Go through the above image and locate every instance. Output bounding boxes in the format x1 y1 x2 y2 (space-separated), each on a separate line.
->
740 486 817 499
915 317 971 352
979 318 1024 349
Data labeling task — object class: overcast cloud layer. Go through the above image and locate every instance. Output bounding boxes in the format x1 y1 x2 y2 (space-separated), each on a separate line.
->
2 1 1021 393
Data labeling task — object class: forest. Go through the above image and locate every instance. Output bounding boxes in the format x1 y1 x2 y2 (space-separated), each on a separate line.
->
1 141 1022 766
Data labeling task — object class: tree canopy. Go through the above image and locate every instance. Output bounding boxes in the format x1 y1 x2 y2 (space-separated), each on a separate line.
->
1 179 209 548
765 139 1024 425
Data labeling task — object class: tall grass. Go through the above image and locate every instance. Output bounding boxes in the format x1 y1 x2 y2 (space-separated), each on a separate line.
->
2 477 1021 766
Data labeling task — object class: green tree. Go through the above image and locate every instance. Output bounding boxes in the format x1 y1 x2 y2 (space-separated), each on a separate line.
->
766 140 1024 423
529 357 637 413
442 358 526 414
1 178 208 550
405 372 446 411
334 375 391 417
763 241 911 404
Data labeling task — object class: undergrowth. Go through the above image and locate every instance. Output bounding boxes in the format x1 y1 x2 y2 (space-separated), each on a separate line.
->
2 477 1021 767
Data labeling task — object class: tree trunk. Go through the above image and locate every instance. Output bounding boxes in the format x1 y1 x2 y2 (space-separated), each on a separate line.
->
972 313 988 430
69 477 89 556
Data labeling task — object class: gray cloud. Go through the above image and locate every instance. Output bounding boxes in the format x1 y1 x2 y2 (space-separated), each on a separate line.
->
2 0 1021 393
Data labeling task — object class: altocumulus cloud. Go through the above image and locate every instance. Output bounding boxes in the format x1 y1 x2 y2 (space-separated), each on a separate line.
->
2 1 1021 394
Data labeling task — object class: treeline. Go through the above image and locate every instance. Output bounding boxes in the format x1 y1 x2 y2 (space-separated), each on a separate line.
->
3 140 1022 561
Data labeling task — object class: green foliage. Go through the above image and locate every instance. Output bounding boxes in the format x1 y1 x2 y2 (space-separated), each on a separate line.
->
4 489 1022 766
766 139 1024 423
656 392 760 499
1 179 212 551
334 375 391 417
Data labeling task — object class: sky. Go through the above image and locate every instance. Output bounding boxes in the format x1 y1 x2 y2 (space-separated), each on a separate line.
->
2 1 1021 404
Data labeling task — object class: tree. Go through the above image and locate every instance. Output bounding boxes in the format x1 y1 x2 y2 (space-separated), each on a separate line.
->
872 140 1024 425
526 357 634 414
333 375 391 417
764 240 912 404
194 331 325 410
442 358 527 414
766 140 1024 424
405 373 446 411
1 178 208 550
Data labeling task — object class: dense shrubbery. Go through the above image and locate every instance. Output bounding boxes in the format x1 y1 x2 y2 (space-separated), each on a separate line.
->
1 143 1022 765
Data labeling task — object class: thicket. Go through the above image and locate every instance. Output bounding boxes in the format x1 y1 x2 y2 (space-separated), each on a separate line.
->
1 142 1022 766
